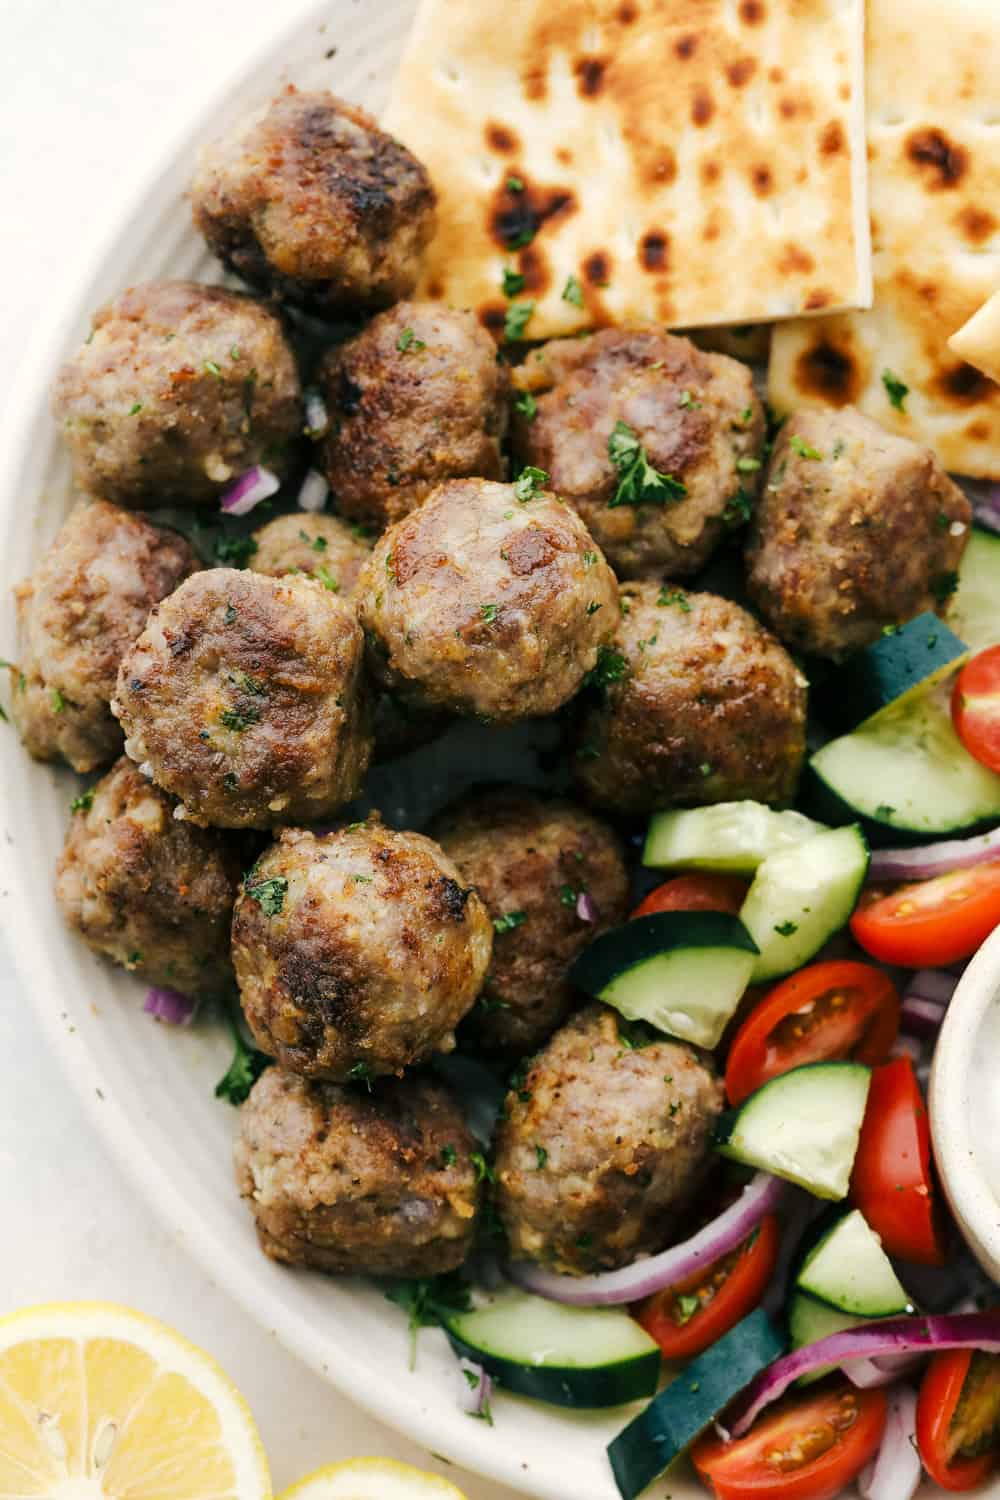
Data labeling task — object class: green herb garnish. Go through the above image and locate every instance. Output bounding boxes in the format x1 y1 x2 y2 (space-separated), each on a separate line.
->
607 421 686 507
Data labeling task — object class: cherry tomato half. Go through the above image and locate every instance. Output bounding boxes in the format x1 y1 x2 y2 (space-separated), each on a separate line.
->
917 1349 1000 1490
632 874 750 918
724 962 900 1107
850 862 1000 968
952 646 1000 775
635 1214 780 1362
850 1056 948 1266
692 1381 887 1500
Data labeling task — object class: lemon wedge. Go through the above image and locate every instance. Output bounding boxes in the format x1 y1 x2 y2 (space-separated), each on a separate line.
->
0 1301 270 1499
280 1457 468 1500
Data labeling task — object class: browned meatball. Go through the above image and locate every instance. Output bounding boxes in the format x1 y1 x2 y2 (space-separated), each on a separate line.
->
231 821 493 1080
113 569 370 828
510 328 764 580
320 302 509 532
495 1005 724 1274
55 757 240 993
747 407 972 658
190 88 436 316
51 281 302 508
9 500 198 773
235 1067 480 1276
430 787 629 1053
573 583 808 816
250 512 370 595
358 478 618 722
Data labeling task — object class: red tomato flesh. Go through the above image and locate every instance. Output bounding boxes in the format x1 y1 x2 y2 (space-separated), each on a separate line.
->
632 874 750 918
952 646 1000 775
917 1348 1000 1491
850 862 1000 968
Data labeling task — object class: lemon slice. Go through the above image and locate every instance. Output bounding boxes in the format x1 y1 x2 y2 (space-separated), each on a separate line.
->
0 1301 271 1499
280 1458 468 1500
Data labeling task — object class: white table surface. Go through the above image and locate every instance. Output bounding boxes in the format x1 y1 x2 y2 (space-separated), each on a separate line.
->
0 3 516 1494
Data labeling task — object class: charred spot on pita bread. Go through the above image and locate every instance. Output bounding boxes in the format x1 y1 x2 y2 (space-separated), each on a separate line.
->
486 123 519 154
575 57 606 96
479 304 507 336
937 362 994 404
692 89 715 126
905 128 968 189
956 205 997 243
727 58 757 88
820 120 846 155
779 244 815 275
618 1 638 21
751 164 774 196
519 245 552 295
674 34 698 60
794 339 861 405
740 0 766 23
639 231 669 272
804 288 833 310
584 251 611 286
489 183 576 252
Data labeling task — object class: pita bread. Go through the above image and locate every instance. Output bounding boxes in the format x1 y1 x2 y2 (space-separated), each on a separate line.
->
949 289 1000 385
768 0 1000 478
383 0 870 339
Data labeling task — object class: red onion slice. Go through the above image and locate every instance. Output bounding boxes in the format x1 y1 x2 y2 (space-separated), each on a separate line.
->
297 469 328 513
505 1172 784 1307
868 829 1000 884
576 890 598 923
900 995 947 1038
904 969 958 1006
731 1311 1000 1436
859 1388 921 1500
969 484 1000 536
219 465 280 517
143 987 197 1025
456 1358 494 1422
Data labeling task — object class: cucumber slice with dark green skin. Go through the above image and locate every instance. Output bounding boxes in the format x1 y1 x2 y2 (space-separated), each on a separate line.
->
607 1308 785 1500
787 1292 864 1385
738 825 869 983
796 1209 913 1317
809 671 1000 843
948 526 1000 653
441 1289 660 1409
570 911 758 1048
715 1061 872 1200
643 803 826 875
813 613 967 733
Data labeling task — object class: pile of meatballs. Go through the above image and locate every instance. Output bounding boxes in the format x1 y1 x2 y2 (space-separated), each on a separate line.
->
9 86 972 1286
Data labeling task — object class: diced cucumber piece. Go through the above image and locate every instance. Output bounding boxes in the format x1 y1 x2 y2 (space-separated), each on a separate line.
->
814 613 968 733
739 826 869 982
570 911 758 1048
810 672 1000 842
715 1061 872 1200
797 1210 913 1317
948 526 1000 652
787 1293 864 1385
442 1288 660 1409
643 802 827 875
607 1309 785 1500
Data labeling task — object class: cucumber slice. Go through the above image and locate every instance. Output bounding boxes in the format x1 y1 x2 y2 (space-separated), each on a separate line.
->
813 613 967 733
715 1061 871 1200
809 672 1000 842
948 526 1000 652
797 1209 913 1317
787 1292 864 1384
643 802 827 875
570 911 758 1048
738 826 869 983
607 1309 785 1500
442 1288 660 1409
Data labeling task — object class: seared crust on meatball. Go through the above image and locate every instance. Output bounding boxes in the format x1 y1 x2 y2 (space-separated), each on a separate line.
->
250 512 370 596
747 407 972 658
191 88 436 315
573 583 807 816
113 569 371 828
231 822 493 1080
10 500 198 773
55 757 240 992
358 479 618 722
51 281 302 508
495 1005 724 1274
511 328 764 580
430 787 629 1053
235 1067 480 1275
320 302 509 531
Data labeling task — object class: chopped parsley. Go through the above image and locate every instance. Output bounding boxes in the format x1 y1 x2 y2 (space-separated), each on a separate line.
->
562 274 584 307
736 456 761 473
440 1144 457 1168
396 327 426 353
70 788 95 814
128 402 143 416
480 602 499 623
607 421 686 508
214 534 258 568
504 300 535 341
882 369 909 412
347 1061 374 1088
675 1293 702 1326
583 550 598 568
774 920 798 937
515 391 538 421
309 533 329 552
493 910 527 934
723 488 754 526
384 1273 472 1370
789 434 823 460
584 644 628 691
245 875 288 916
470 1151 496 1184
514 465 549 501
219 706 259 732
738 406 754 427
586 601 603 615
214 1006 270 1106
224 601 238 625
502 267 526 298
507 174 524 193
51 688 66 714
678 389 702 410
699 762 713 778
314 564 339 592
203 359 222 379
559 884 579 907
535 1146 548 1169
931 571 959 605
658 587 691 611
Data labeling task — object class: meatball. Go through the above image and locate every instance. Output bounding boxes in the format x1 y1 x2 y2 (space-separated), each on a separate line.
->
358 478 618 722
573 583 807 816
510 328 764 580
10 500 198 773
495 1005 724 1274
747 407 972 658
320 302 509 532
55 757 240 993
235 1067 480 1276
231 821 493 1080
250 512 370 596
113 568 370 829
430 787 629 1053
51 280 302 508
190 88 436 316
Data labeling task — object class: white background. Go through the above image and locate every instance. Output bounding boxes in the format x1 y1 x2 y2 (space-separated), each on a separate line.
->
0 2 514 1493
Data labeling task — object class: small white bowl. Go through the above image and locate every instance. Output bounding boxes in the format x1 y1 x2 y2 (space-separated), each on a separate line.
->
930 924 1000 1282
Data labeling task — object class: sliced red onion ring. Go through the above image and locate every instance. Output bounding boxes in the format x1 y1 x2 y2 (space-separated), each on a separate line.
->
297 469 328 513
219 465 280 517
900 995 947 1038
904 969 958 1006
868 828 1000 884
859 1388 921 1500
457 1358 494 1422
506 1172 784 1307
577 890 598 923
731 1311 1000 1437
969 484 1000 535
303 389 329 439
143 987 197 1025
